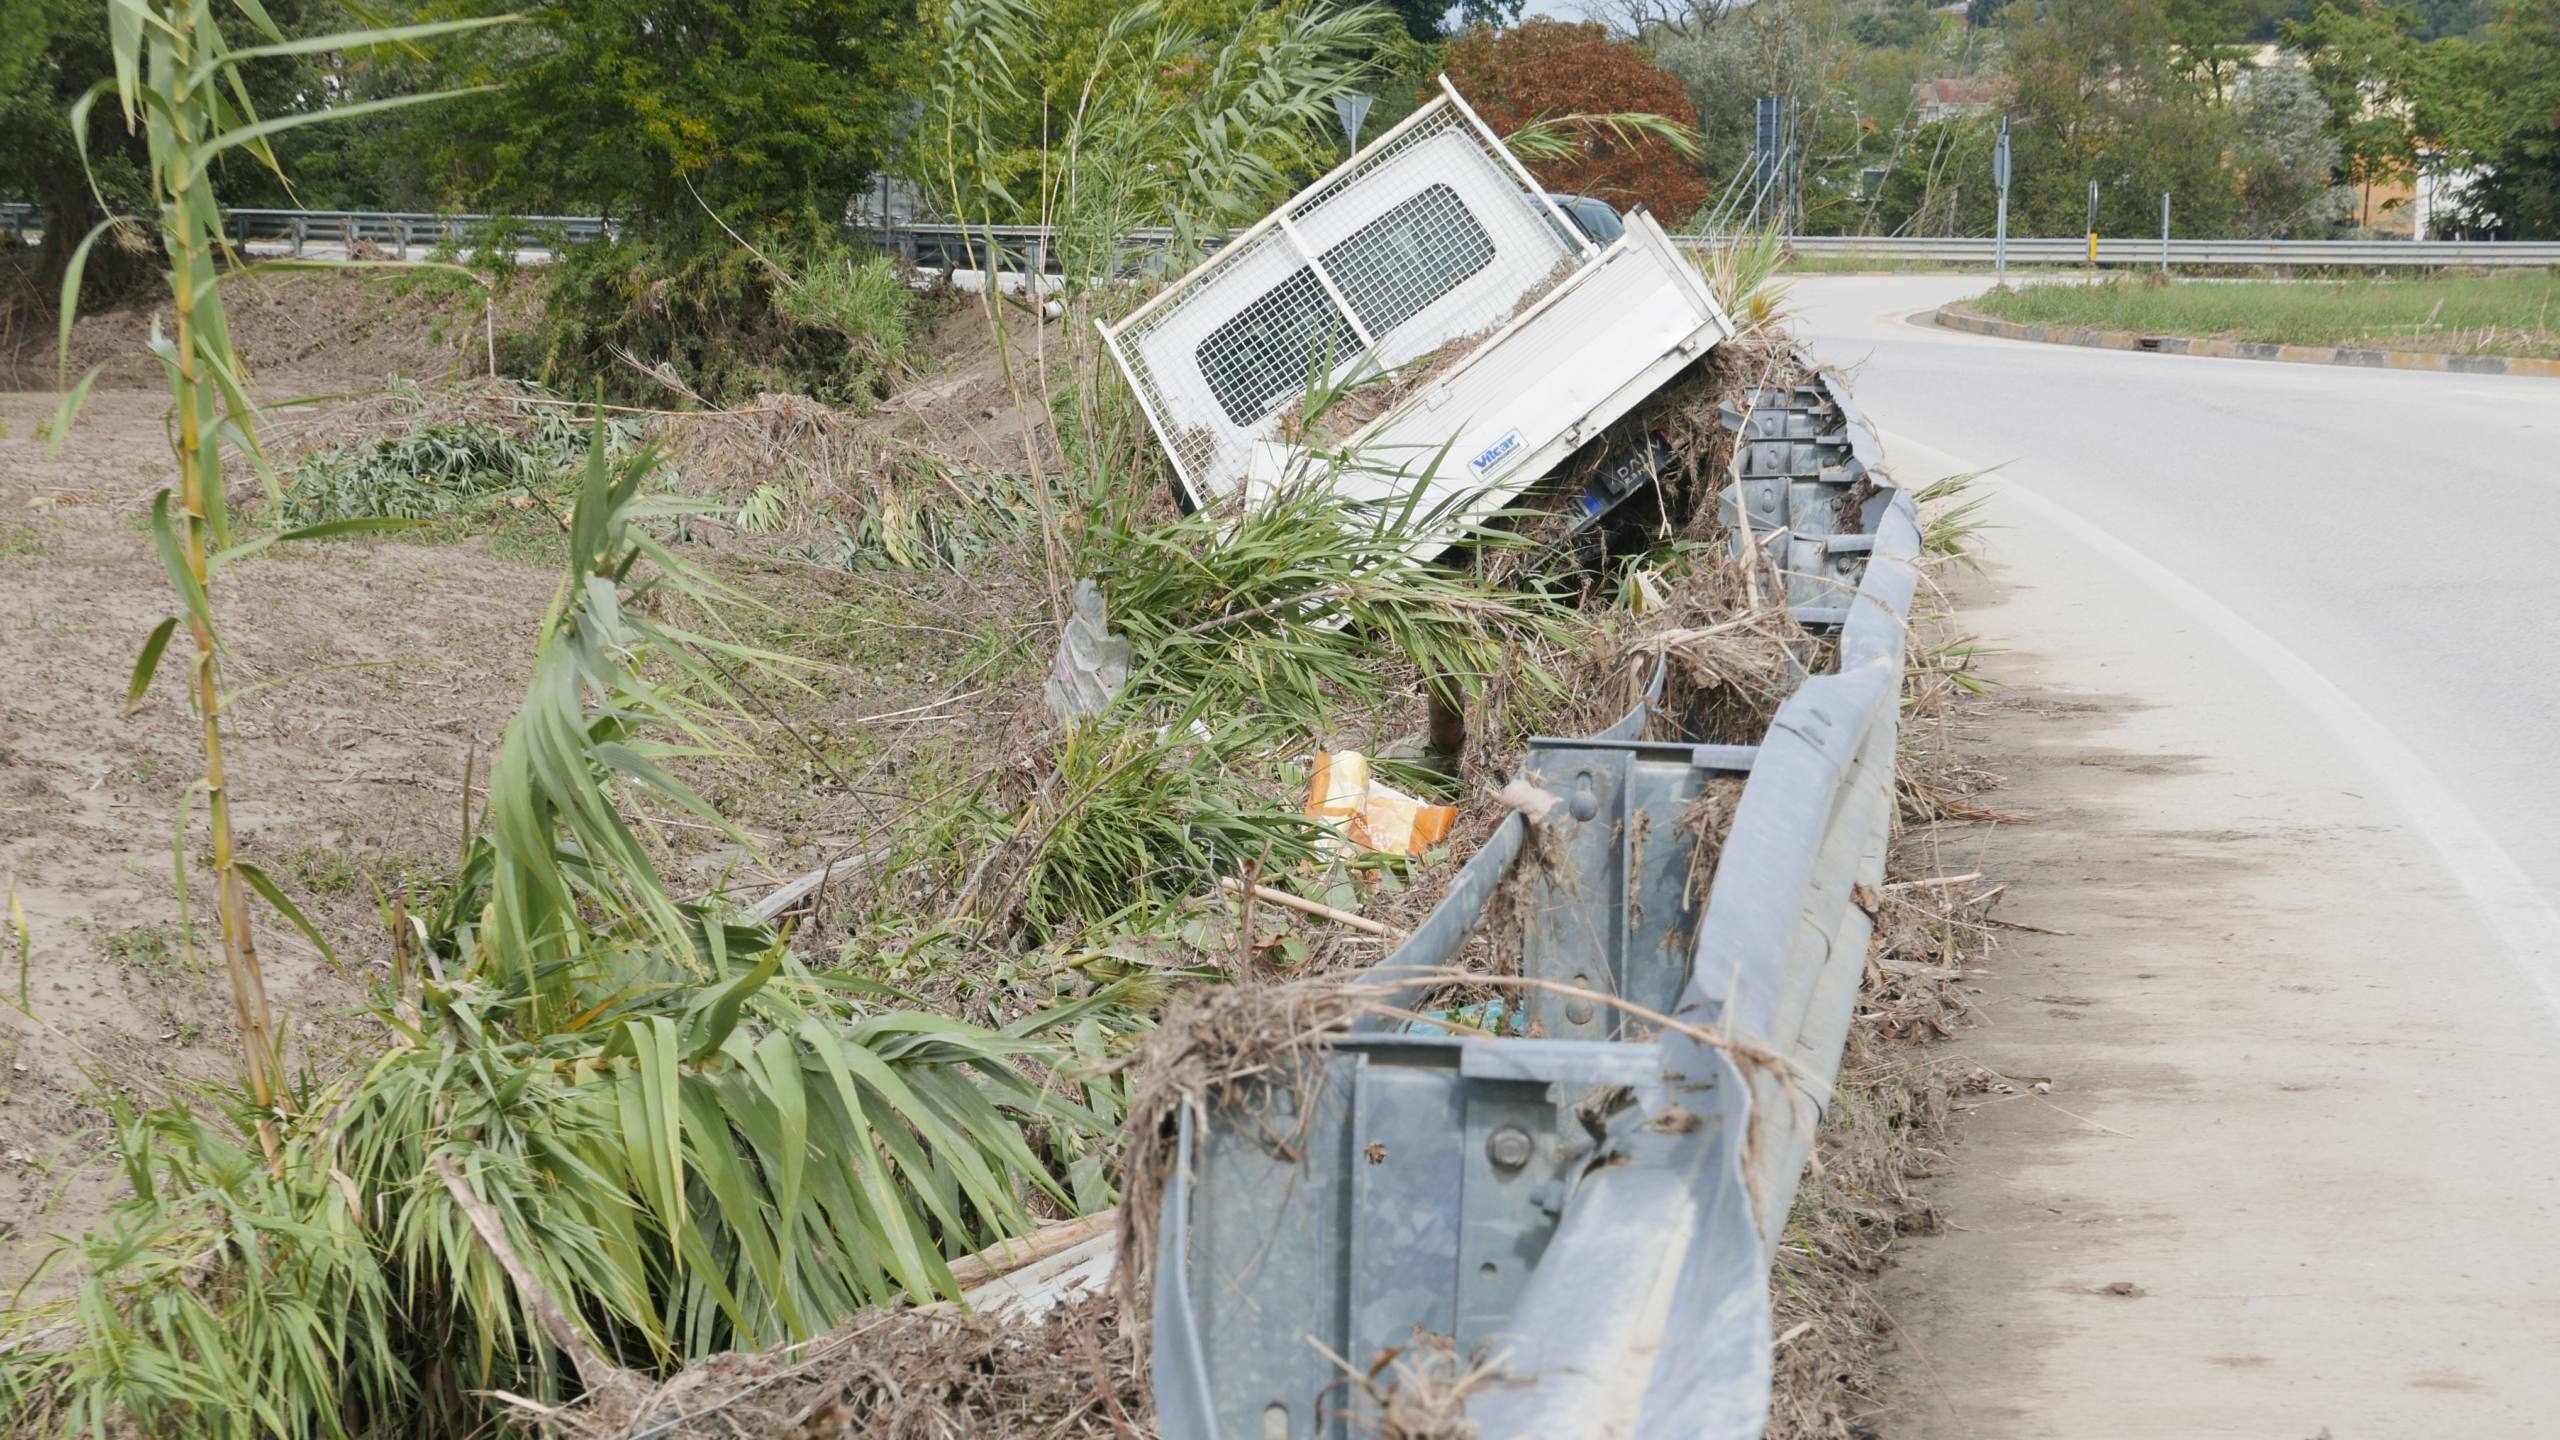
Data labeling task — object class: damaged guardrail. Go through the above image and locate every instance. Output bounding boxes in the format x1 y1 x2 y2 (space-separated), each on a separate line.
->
1148 364 1922 1438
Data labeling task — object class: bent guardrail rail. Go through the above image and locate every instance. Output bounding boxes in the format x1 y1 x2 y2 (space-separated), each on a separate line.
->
1149 362 1924 1438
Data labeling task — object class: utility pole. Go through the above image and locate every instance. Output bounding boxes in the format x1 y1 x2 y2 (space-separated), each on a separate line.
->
1993 114 2012 284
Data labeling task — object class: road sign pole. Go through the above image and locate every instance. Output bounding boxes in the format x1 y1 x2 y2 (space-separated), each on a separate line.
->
1992 115 2012 284
2161 191 2171 274
2086 178 2099 272
1333 92 1374 154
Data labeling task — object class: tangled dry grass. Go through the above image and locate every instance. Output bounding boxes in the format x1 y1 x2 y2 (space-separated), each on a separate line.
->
540 1288 1149 1440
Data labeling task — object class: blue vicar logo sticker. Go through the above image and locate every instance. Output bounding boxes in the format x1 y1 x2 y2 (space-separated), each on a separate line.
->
1468 430 1524 479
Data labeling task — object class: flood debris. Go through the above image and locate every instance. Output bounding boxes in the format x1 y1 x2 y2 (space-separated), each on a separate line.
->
1045 578 1134 722
537 1288 1152 1440
1306 750 1458 859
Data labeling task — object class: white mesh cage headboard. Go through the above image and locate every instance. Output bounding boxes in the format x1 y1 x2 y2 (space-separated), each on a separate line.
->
1099 77 1587 510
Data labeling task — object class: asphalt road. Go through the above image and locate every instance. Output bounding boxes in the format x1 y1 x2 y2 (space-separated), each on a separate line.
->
1787 276 2560 1433
1795 275 2560 904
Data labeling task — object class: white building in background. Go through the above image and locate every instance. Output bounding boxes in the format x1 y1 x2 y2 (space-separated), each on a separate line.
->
2412 154 2491 237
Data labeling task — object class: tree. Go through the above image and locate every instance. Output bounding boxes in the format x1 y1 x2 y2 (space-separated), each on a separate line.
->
2232 62 2354 233
0 0 328 297
2165 0 2285 98
1366 0 1526 41
2285 0 2425 224
1990 0 2244 232
2464 0 2560 234
1443 18 1712 221
407 0 924 234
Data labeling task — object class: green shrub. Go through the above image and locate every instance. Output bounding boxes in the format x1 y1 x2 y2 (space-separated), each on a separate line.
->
512 228 918 407
1017 710 1320 937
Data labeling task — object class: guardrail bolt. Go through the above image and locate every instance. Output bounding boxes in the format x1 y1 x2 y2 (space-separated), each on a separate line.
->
1569 772 1600 822
1564 975 1598 1027
1487 1125 1534 1172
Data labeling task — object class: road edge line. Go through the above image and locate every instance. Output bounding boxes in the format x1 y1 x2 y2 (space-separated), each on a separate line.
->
1885 427 2560 1028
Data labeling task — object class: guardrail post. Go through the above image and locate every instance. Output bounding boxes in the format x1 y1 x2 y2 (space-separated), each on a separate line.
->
292 218 306 256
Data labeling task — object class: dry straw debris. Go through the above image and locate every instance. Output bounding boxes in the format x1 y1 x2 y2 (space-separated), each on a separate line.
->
541 1288 1152 1440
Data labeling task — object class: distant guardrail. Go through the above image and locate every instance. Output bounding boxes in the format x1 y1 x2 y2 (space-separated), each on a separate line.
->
0 203 612 254
1765 233 2560 269
11 201 2555 270
221 208 616 254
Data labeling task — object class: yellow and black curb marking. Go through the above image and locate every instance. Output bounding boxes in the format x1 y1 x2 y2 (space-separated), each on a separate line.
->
1933 303 2560 380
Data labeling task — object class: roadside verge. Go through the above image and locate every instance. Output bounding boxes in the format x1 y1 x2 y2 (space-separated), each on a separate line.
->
1932 302 2560 378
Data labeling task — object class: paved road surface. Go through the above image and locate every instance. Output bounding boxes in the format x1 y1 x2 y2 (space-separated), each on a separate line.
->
1786 276 2560 1436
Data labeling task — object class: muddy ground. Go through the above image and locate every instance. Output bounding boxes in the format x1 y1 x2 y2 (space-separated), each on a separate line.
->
0 274 1059 1292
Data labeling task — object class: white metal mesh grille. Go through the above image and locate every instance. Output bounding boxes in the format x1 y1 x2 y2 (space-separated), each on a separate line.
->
1103 98 1579 506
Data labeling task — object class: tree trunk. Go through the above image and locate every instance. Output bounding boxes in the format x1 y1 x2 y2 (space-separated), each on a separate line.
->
36 182 160 311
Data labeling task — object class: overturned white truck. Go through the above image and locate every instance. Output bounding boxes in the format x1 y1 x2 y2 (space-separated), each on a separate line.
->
1098 79 1736 554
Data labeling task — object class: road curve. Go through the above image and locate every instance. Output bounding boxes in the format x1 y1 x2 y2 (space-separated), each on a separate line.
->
1786 275 2560 1436
1793 274 2560 906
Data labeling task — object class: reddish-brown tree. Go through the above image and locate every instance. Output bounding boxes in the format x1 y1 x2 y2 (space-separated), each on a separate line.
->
1441 19 1710 224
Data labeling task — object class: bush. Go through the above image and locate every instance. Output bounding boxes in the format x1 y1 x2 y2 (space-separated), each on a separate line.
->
512 228 917 407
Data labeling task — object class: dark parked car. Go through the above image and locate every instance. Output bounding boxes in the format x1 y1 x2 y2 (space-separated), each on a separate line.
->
1547 193 1626 245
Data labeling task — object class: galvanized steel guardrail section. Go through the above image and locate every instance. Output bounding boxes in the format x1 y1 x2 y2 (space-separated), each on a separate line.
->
219 208 616 254
1149 365 1922 1438
1760 233 2560 269
0 204 612 253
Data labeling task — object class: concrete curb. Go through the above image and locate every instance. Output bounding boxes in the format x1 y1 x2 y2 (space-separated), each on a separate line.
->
1932 303 2560 379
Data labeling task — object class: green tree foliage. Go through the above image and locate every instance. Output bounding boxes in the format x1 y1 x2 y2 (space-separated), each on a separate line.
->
2165 0 2287 96
2286 1 2430 222
2286 0 2528 232
0 0 336 295
2465 0 2560 234
401 0 937 402
1972 0 2240 232
2231 60 2356 234
1366 0 1527 41
910 0 1401 233
395 0 921 231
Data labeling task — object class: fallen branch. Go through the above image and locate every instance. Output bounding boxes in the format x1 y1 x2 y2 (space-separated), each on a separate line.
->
433 1154 645 1403
946 1209 1116 1292
1217 876 1404 939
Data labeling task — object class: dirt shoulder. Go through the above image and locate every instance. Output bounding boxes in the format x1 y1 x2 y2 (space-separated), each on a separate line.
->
0 382 559 1283
1874 466 2560 1435
0 279 1059 1296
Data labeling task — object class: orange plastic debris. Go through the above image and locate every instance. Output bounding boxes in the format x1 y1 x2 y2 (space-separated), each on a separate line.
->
1306 751 1457 859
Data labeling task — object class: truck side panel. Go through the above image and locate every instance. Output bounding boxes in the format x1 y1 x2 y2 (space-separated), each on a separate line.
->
1317 212 1735 533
